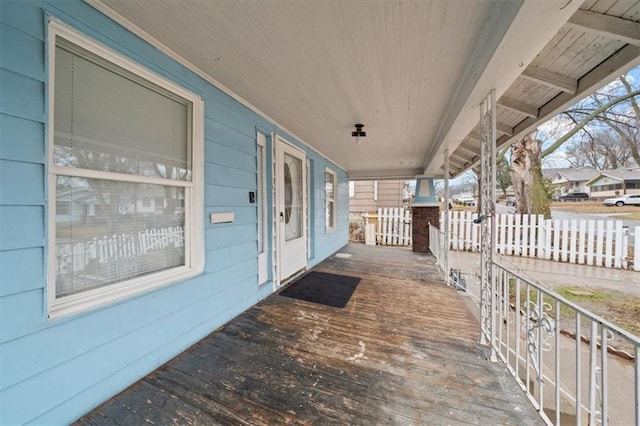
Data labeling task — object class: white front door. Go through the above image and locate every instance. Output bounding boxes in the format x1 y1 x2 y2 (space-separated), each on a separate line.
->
276 136 307 283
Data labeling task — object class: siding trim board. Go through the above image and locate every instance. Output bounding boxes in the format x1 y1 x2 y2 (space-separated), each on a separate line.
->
0 2 348 424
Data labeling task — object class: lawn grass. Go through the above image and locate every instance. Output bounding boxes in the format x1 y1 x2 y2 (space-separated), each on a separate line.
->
555 286 640 338
507 283 640 346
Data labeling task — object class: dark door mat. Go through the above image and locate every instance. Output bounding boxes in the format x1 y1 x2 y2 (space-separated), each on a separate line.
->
279 271 361 308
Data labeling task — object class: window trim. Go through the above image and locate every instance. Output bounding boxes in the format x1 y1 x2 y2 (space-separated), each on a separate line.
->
325 167 337 233
46 18 204 319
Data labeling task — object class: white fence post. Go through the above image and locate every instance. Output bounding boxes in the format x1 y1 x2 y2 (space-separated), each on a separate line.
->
605 221 614 268
614 221 623 269
375 208 412 247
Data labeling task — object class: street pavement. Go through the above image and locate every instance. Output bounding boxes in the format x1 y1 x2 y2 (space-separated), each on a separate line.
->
455 251 640 295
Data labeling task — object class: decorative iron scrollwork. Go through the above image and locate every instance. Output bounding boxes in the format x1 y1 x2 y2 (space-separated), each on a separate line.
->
521 300 555 376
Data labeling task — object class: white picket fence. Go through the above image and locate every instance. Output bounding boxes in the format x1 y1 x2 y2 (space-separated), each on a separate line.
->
56 226 185 276
377 208 412 246
442 211 639 271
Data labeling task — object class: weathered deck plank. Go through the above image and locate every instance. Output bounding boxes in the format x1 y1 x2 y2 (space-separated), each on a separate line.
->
77 244 542 425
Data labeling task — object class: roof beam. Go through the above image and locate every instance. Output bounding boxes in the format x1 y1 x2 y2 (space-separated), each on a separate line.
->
520 67 578 94
497 97 538 118
567 9 640 46
466 132 482 143
456 144 478 158
451 150 475 164
448 154 467 168
469 124 512 139
497 123 514 137
496 44 640 153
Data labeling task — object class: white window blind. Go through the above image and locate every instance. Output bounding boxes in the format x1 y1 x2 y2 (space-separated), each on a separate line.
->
54 38 191 179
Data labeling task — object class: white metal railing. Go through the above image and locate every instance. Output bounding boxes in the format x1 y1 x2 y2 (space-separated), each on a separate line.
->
430 223 482 301
430 224 640 425
429 223 445 267
489 263 640 425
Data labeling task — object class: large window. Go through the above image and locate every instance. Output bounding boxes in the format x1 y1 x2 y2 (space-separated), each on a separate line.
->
47 20 204 318
325 168 337 232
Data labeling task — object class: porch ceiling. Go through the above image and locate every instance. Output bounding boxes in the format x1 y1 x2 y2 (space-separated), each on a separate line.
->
87 0 636 180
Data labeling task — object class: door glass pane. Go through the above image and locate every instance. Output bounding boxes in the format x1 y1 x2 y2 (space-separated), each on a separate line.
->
284 152 302 241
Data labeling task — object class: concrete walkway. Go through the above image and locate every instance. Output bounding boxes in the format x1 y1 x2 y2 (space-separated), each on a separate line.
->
452 251 640 296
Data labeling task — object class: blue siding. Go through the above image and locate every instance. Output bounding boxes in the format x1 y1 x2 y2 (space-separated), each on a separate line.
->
0 115 45 163
0 23 45 81
0 0 348 424
0 206 44 251
0 248 44 297
0 69 45 122
0 160 44 205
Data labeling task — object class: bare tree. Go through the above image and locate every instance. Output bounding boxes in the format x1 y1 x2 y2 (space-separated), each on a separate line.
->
495 158 512 198
564 131 632 169
510 131 551 218
543 76 640 166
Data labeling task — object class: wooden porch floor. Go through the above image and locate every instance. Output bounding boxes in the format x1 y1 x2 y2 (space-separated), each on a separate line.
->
77 244 542 425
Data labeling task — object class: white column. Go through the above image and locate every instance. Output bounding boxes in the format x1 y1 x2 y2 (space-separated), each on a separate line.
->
443 149 450 285
479 89 497 362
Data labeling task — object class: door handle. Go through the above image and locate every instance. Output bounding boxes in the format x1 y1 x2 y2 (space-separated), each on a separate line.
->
279 212 284 222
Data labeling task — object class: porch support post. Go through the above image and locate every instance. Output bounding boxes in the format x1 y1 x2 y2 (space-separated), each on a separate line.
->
443 149 450 285
479 89 497 362
412 177 439 253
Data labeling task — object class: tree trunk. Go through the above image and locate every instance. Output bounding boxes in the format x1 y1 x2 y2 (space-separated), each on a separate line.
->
510 132 551 218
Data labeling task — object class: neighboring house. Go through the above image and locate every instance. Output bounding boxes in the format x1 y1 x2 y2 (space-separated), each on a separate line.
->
55 185 98 225
349 180 412 214
55 183 186 225
586 167 640 199
542 167 598 197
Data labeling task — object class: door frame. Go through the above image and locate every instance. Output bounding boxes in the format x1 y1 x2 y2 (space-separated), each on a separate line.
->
274 135 308 286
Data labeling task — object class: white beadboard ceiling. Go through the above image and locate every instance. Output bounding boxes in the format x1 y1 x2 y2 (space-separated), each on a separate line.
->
89 0 619 179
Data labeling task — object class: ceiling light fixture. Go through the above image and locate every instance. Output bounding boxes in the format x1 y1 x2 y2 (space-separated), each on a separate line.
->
351 123 366 144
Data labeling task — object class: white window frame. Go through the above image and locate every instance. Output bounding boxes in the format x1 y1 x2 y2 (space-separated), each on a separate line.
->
349 181 355 198
325 167 337 233
256 132 268 284
46 18 204 319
